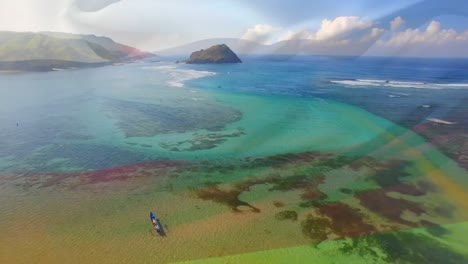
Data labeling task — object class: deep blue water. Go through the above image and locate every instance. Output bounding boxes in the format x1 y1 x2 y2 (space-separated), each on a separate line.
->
186 56 468 126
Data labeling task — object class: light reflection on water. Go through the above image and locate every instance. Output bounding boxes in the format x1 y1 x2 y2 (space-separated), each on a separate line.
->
0 58 467 263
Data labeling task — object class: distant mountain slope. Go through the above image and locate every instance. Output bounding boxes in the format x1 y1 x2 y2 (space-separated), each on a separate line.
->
43 32 151 60
157 38 267 56
0 31 153 71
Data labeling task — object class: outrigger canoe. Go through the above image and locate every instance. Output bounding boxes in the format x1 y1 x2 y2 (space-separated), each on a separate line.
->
150 211 162 233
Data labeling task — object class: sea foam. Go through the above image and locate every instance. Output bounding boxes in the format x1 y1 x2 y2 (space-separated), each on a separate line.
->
331 79 468 89
142 65 216 87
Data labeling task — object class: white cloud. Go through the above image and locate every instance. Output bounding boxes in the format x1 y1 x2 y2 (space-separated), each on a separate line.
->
241 24 282 44
315 16 373 40
390 16 405 30
279 16 375 42
426 20 441 34
360 27 385 43
367 20 468 57
379 20 467 47
278 30 314 41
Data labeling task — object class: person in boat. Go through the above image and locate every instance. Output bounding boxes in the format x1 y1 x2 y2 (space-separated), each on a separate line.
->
150 212 162 233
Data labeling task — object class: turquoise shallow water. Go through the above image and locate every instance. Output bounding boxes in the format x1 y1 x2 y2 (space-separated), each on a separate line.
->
0 61 395 173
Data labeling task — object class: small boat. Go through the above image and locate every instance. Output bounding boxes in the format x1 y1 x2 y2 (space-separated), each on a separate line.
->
150 211 162 233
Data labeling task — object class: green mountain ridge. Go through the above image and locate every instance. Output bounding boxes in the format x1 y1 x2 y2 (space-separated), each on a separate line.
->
0 31 153 71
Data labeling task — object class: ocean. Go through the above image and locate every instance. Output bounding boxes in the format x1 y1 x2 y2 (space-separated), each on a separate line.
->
0 56 467 263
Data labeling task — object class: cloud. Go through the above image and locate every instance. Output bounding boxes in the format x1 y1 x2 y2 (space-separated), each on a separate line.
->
360 27 385 42
279 16 376 42
315 16 373 40
241 24 282 44
379 20 467 47
271 16 385 56
278 30 314 41
390 16 405 30
368 20 468 57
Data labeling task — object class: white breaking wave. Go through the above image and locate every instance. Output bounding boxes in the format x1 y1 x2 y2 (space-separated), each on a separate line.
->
330 79 468 89
426 118 457 125
142 65 216 88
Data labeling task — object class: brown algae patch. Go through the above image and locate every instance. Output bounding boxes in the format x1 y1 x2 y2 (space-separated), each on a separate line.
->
195 176 281 212
21 160 186 189
357 185 426 226
300 202 376 243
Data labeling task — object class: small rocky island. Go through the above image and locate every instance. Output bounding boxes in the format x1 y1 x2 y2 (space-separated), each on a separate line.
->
185 44 242 64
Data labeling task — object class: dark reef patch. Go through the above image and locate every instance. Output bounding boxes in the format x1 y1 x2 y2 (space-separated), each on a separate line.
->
300 202 376 242
340 231 467 264
424 223 450 237
318 203 376 238
102 98 242 137
242 152 328 169
301 214 331 242
196 185 260 213
412 98 468 170
339 188 353 194
160 129 246 152
432 204 456 218
23 160 185 189
384 183 426 196
273 201 285 208
275 210 298 221
369 160 412 188
357 185 426 226
195 176 281 212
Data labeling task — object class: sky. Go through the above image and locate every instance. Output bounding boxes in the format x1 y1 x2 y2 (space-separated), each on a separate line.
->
1 0 468 57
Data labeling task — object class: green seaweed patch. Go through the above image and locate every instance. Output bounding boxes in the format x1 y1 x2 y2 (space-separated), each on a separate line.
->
275 210 298 221
339 188 353 194
340 231 467 264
